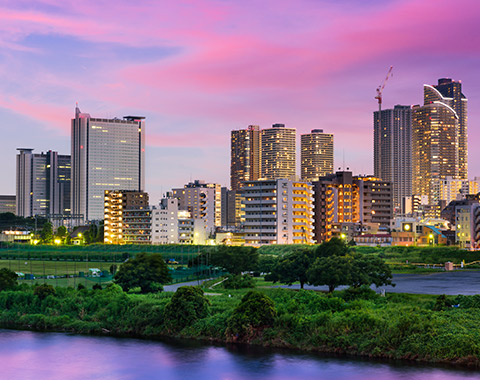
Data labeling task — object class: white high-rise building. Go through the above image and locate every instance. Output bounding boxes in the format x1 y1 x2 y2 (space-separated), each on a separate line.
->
71 106 145 221
242 179 314 245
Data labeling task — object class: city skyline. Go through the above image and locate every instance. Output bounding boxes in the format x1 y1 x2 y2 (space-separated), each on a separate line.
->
0 0 479 204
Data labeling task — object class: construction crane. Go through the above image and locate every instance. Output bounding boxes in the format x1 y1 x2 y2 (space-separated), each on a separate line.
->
374 65 393 182
375 65 393 113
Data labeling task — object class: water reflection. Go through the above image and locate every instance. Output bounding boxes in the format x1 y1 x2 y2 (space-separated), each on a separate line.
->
0 330 477 380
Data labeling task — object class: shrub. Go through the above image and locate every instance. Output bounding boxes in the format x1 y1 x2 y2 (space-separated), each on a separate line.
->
34 284 56 300
227 290 277 341
340 286 379 301
433 294 453 311
164 286 210 332
0 268 17 291
223 274 255 289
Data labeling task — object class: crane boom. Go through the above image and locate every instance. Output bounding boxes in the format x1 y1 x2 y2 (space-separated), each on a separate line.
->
375 66 393 108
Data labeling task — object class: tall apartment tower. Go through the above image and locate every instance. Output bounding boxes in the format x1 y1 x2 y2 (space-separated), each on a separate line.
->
301 129 334 182
412 85 459 204
230 125 261 191
373 105 412 210
433 78 468 179
71 106 145 221
261 124 296 180
16 148 71 217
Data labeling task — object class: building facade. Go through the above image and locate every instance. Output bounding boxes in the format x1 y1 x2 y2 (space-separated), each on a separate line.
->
433 78 468 180
242 179 314 245
261 124 296 180
16 148 71 218
0 196 16 214
312 172 392 243
301 129 334 182
171 180 221 233
230 125 261 191
71 106 145 221
373 105 412 211
104 190 150 244
412 85 459 205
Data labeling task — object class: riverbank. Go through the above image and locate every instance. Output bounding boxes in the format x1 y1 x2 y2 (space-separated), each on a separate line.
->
0 284 479 368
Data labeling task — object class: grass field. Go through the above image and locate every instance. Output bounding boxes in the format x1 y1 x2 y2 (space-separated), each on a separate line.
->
0 259 115 277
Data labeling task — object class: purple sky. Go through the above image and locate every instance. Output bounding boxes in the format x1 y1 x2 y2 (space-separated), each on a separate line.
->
1 0 479 203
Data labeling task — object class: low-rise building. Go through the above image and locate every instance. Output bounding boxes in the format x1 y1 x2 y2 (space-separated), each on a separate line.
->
104 190 150 244
242 179 314 245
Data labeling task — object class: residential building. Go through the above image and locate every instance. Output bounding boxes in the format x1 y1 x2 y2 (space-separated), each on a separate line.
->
221 188 244 227
412 84 460 206
104 190 150 244
301 129 334 182
151 197 179 245
356 176 393 227
432 78 468 179
16 148 71 218
373 105 412 211
261 124 296 180
455 203 480 249
71 106 145 221
0 196 16 214
435 176 480 204
230 125 261 191
242 179 314 245
312 172 392 243
171 180 221 233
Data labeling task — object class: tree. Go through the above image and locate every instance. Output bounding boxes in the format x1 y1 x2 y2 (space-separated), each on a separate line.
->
114 252 171 293
256 255 278 274
202 246 258 275
315 237 350 258
227 290 277 341
34 284 56 299
164 286 210 331
40 221 53 243
266 247 312 289
349 254 393 288
0 268 17 291
307 255 352 293
56 226 68 241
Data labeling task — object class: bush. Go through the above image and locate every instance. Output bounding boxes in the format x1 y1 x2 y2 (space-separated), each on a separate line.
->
227 290 277 341
433 294 453 311
34 284 56 300
164 286 210 332
0 268 17 291
340 286 379 302
223 274 255 289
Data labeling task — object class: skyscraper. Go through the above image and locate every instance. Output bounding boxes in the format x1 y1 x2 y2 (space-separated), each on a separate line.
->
412 85 459 205
230 125 261 191
373 105 412 210
301 129 334 182
432 78 468 179
71 106 145 221
16 148 71 217
261 124 296 180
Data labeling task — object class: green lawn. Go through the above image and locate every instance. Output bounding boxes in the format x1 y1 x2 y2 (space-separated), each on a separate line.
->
0 259 115 277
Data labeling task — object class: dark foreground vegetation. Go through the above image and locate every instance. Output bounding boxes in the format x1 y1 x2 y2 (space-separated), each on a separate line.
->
0 280 479 368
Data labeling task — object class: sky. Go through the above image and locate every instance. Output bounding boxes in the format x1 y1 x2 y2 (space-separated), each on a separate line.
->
0 0 479 204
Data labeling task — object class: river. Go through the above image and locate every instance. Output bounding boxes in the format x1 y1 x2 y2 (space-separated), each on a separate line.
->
0 329 478 379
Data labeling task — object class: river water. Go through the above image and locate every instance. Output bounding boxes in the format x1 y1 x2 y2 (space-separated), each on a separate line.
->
0 330 478 380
